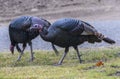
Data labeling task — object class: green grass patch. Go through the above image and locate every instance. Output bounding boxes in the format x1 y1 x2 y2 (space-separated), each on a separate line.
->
0 47 120 79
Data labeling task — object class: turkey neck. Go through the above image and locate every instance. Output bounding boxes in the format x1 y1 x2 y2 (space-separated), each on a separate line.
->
40 27 54 42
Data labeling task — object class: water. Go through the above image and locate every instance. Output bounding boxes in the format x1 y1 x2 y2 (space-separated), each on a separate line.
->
0 20 120 52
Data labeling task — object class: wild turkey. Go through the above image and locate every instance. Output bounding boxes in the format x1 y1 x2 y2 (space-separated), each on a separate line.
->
9 16 51 61
30 18 115 65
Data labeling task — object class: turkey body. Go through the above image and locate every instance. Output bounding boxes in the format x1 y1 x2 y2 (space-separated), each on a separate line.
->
39 18 115 65
9 16 50 61
9 16 40 45
42 18 101 47
52 31 85 47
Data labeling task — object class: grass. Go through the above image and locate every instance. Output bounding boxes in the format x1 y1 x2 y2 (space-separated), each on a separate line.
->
0 46 120 79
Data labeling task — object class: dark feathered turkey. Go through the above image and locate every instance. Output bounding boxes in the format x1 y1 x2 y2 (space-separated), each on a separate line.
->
31 18 115 65
9 16 51 61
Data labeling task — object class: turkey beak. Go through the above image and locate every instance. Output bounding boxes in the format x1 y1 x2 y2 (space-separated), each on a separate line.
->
10 45 14 54
39 28 42 32
37 25 42 32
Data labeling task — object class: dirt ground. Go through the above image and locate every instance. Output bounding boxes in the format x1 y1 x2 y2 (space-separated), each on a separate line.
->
0 0 120 25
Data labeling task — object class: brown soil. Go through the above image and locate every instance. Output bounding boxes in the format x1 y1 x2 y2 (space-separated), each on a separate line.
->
0 0 120 25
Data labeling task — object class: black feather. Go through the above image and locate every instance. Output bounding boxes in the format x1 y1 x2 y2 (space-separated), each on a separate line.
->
103 37 116 44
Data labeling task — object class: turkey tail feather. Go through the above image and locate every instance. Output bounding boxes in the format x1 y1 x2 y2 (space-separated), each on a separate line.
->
103 37 115 44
